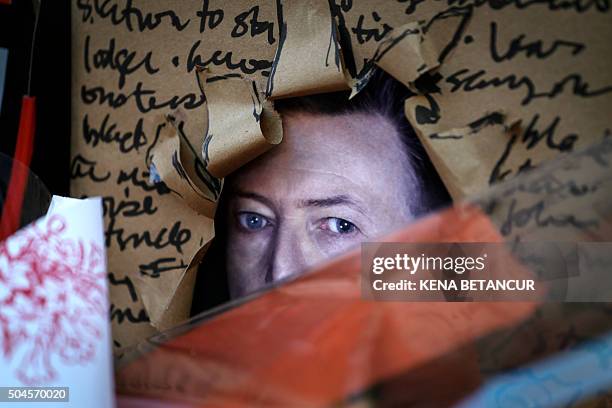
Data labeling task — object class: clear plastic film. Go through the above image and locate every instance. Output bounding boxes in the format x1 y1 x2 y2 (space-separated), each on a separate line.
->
114 138 612 407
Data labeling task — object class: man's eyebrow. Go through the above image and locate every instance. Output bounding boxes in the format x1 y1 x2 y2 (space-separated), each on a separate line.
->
233 190 275 208
298 195 365 213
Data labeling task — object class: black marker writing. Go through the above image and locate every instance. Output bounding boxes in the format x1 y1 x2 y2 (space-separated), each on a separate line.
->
116 167 171 195
398 0 426 14
102 194 158 220
108 272 138 302
351 12 393 44
84 35 159 89
446 68 612 105
76 0 190 32
522 114 577 152
139 257 189 278
489 115 579 183
231 6 275 45
105 218 191 254
110 304 149 324
499 198 598 236
197 0 224 32
82 114 148 154
489 22 585 63
186 40 272 75
473 0 610 13
81 82 205 113
70 154 111 182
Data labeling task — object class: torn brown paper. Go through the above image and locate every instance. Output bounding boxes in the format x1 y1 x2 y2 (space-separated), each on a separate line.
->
266 0 349 99
197 69 282 178
135 110 217 333
321 1 458 95
401 4 612 200
149 65 285 215
150 111 220 217
406 109 520 199
71 0 278 356
350 7 472 95
132 210 214 334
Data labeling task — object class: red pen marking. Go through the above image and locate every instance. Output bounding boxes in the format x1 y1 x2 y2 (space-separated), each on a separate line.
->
0 214 106 385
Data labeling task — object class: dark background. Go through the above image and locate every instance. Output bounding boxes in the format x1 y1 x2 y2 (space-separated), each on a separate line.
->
0 0 71 200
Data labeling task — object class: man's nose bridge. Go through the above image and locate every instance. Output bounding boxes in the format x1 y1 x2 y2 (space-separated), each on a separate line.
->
269 220 314 282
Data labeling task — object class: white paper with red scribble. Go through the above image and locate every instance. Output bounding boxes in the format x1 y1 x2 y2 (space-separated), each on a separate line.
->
0 196 115 407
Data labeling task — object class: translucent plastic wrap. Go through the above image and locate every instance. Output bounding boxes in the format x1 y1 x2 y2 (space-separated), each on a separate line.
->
115 139 612 407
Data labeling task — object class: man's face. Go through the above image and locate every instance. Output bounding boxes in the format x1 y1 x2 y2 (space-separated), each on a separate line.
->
224 111 417 298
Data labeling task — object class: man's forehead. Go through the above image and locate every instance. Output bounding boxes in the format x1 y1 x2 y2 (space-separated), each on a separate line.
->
252 111 405 171
282 111 400 152
229 110 411 204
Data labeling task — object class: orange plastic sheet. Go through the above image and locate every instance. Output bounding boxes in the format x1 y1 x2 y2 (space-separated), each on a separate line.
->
115 204 537 407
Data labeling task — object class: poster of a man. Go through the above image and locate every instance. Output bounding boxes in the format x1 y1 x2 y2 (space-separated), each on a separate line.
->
215 72 450 299
1 1 611 406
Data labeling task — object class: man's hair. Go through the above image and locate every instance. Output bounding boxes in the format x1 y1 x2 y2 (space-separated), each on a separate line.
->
273 69 450 216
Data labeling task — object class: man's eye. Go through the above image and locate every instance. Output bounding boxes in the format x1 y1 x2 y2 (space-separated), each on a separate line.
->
322 217 357 235
237 212 270 231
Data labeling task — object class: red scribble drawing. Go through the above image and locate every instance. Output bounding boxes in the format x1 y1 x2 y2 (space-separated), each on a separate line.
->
0 214 106 385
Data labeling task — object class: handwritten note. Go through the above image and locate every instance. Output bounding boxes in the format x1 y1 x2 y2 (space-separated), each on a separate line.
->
72 0 612 355
72 0 437 356
399 2 612 199
71 0 278 355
